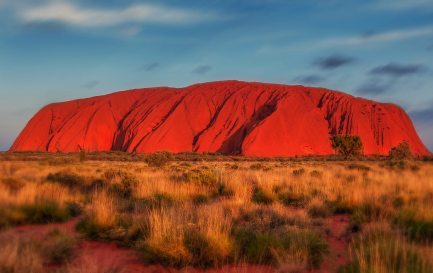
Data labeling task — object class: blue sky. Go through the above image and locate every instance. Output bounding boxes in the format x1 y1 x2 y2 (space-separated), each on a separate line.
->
0 0 432 151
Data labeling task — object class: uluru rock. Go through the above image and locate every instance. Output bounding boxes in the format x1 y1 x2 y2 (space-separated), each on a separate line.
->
10 80 431 156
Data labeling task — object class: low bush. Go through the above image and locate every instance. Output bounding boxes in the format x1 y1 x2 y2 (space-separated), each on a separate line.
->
251 187 275 205
1 177 24 193
211 182 234 198
17 202 71 224
232 225 328 268
147 193 176 208
192 194 210 205
308 201 331 218
389 141 413 161
392 209 433 242
331 135 363 159
346 164 370 172
237 208 289 232
107 173 137 199
180 169 219 186
310 170 323 178
292 168 306 176
43 229 76 264
306 233 329 269
76 218 106 240
232 226 280 263
183 228 232 267
326 199 355 215
249 163 271 171
145 152 173 167
277 191 308 207
46 172 85 190
338 228 433 273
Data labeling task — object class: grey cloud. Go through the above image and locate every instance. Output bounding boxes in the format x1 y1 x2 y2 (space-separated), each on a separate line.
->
313 54 355 70
356 78 393 95
192 65 212 75
410 106 433 123
293 74 325 85
19 21 67 32
369 63 426 78
140 62 159 72
410 105 433 152
82 80 100 89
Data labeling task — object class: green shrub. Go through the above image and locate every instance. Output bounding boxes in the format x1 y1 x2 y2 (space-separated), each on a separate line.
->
292 168 306 176
46 172 85 190
232 227 279 263
310 170 323 178
389 141 413 161
346 164 370 172
192 194 210 205
151 193 176 207
331 135 363 159
107 174 137 198
137 193 177 209
83 179 107 193
211 182 234 198
0 202 71 227
19 202 70 224
237 208 289 232
338 229 433 273
183 228 231 267
308 203 331 218
145 152 173 167
277 191 308 207
306 233 329 269
393 209 433 242
76 218 104 240
1 177 24 193
43 229 76 263
250 163 264 170
232 224 328 267
326 199 355 215
251 187 274 205
180 169 219 186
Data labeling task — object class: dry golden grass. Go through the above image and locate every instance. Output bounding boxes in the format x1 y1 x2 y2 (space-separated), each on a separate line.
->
0 235 44 273
0 157 432 272
88 191 118 228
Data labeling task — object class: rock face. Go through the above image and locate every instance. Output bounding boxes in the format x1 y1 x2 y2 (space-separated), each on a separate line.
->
10 80 431 156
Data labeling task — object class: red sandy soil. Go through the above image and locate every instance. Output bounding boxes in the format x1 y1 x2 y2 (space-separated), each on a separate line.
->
1 219 275 273
10 80 430 156
0 214 351 273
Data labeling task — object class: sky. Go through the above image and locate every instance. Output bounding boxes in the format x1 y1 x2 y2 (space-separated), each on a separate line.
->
0 0 432 151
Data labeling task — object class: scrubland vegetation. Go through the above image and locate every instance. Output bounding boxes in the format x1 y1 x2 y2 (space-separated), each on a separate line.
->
0 152 432 273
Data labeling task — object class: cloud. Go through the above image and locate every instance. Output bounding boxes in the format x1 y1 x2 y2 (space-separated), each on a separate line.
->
358 63 426 95
19 2 215 27
313 54 355 70
409 105 433 152
192 65 212 75
410 106 433 123
369 63 426 78
19 21 66 32
356 78 393 95
319 25 433 47
81 80 100 89
293 74 324 85
140 62 159 72
119 26 141 37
